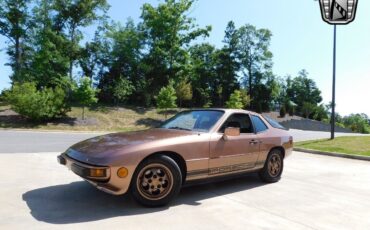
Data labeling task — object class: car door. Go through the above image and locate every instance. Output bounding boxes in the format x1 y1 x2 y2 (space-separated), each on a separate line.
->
209 113 260 175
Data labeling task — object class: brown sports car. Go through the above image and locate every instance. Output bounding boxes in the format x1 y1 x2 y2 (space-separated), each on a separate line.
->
58 109 293 206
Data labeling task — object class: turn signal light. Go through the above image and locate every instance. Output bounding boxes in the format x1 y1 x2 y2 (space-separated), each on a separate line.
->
89 168 106 177
117 167 129 178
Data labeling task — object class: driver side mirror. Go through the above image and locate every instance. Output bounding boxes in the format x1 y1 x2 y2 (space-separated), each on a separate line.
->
223 127 240 141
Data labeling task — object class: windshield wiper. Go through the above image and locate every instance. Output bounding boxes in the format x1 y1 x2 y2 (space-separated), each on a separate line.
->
168 126 192 131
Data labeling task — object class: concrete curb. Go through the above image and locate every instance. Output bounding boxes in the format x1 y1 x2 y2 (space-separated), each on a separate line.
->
294 147 370 162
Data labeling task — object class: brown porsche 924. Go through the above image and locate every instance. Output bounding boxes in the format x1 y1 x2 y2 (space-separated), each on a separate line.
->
58 109 293 206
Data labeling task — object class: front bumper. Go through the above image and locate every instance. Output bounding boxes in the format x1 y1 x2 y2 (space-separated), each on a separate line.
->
58 153 125 195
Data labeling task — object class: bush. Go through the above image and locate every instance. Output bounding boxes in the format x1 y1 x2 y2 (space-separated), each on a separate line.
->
301 102 315 118
112 78 134 104
5 82 70 121
311 104 328 121
74 77 98 119
280 106 286 117
343 114 370 134
0 89 9 103
156 81 177 118
287 104 295 116
175 80 192 108
226 90 244 109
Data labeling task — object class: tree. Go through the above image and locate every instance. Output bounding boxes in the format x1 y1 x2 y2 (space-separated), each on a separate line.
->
301 102 315 118
28 0 70 88
141 0 211 103
189 43 217 107
53 0 109 80
226 90 244 109
311 104 328 121
156 81 177 118
240 89 251 109
74 77 98 119
214 21 240 106
280 106 286 118
175 80 192 108
0 0 32 82
97 20 146 104
112 78 134 105
252 72 281 112
286 70 322 114
238 24 273 107
288 103 295 116
79 26 109 82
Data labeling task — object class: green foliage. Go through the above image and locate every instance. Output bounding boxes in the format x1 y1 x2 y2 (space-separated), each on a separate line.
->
226 90 246 109
301 102 315 118
0 0 335 124
342 114 370 134
311 104 328 121
141 0 211 102
280 106 286 118
0 0 32 82
237 24 273 109
156 81 177 118
175 80 192 107
286 70 322 114
112 78 135 104
5 82 69 121
189 43 217 107
214 21 240 105
74 77 98 119
239 89 251 108
53 0 109 79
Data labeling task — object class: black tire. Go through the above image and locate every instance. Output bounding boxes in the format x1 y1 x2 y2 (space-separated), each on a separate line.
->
259 149 284 183
131 155 182 207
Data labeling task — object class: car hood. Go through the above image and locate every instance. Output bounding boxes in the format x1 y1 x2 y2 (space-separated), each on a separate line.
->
66 128 194 164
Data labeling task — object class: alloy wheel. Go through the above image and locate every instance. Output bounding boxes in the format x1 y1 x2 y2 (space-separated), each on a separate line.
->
136 163 174 201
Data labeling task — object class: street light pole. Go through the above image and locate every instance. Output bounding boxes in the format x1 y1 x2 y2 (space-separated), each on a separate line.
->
331 25 337 140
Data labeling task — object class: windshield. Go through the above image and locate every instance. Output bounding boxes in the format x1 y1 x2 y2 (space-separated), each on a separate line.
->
160 110 224 132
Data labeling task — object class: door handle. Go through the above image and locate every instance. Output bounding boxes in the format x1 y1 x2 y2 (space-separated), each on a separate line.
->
249 140 260 145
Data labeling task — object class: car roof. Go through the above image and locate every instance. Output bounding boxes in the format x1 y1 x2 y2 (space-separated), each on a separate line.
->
185 108 260 116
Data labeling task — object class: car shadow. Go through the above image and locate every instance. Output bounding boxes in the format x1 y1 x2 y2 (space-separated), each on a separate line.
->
22 174 266 224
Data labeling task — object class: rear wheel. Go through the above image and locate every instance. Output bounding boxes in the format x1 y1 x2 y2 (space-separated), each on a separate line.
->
131 155 182 207
259 149 284 183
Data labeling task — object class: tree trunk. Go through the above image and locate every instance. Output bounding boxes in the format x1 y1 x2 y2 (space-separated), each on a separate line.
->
69 25 76 81
82 107 85 120
248 65 253 109
14 28 21 82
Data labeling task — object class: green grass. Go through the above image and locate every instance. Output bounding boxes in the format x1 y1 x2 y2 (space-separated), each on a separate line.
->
295 136 370 157
0 103 179 132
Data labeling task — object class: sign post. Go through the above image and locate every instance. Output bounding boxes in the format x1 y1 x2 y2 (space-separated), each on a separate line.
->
318 0 358 139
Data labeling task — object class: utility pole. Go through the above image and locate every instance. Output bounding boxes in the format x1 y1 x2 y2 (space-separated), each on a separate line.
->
330 25 336 140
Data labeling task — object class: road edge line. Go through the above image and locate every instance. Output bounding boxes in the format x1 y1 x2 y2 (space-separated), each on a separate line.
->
294 147 370 162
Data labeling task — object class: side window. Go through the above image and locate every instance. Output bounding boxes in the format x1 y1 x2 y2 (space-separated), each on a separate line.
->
219 113 254 133
251 115 268 133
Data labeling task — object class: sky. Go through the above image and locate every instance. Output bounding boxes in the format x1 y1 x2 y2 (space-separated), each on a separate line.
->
0 0 369 116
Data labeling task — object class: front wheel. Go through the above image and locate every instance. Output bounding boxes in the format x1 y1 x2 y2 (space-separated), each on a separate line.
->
131 155 182 207
259 149 284 183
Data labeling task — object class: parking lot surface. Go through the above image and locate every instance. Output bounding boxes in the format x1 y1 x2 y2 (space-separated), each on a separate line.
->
1 151 369 230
